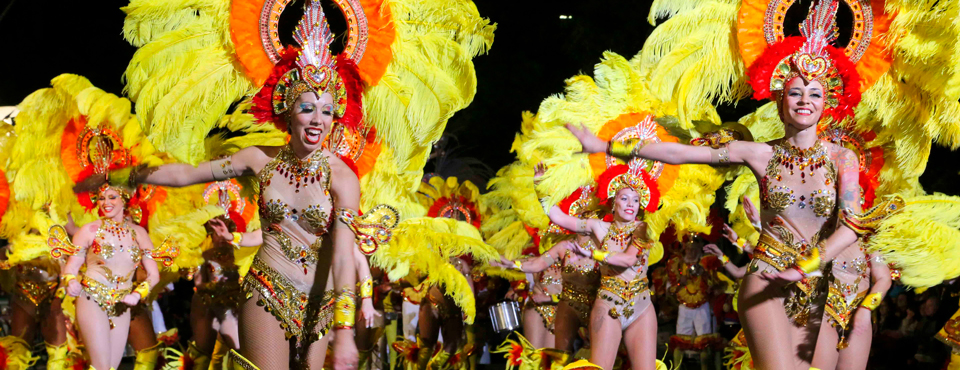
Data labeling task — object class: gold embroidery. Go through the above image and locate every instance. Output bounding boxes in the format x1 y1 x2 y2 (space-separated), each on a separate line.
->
81 276 131 320
14 278 58 307
766 190 794 212
599 276 649 320
265 226 321 273
813 195 836 218
560 283 596 322
243 258 334 344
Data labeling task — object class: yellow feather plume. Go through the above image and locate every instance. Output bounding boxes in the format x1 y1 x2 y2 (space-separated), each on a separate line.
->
867 194 960 288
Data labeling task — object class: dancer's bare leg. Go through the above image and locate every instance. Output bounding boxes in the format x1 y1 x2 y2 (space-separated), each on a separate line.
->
218 309 240 351
589 302 622 369
623 307 657 370
41 296 68 346
76 294 125 369
522 306 548 348
553 302 581 353
9 299 37 341
191 293 218 354
835 310 872 370
738 275 803 370
129 306 157 350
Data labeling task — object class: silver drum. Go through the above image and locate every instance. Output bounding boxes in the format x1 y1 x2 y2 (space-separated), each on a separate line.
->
489 300 521 333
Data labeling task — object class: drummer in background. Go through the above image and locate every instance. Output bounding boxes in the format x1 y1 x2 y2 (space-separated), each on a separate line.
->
665 235 726 370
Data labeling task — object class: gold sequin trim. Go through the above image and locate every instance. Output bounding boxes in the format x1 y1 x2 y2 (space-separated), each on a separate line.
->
243 258 334 344
81 276 131 318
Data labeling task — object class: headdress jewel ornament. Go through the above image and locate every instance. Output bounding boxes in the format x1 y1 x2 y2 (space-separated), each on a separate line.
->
747 0 862 123
252 0 363 132
596 163 660 214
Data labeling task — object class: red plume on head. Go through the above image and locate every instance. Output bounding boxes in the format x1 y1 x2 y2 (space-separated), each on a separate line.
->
251 46 301 131
227 210 247 233
334 54 363 132
596 165 660 214
746 36 861 123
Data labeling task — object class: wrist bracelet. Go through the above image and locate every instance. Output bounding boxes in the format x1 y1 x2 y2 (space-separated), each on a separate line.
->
795 247 821 274
333 289 357 330
719 254 730 264
230 232 243 248
592 250 610 263
513 260 524 271
359 277 374 299
861 292 882 311
61 274 77 285
134 281 151 302
736 237 746 249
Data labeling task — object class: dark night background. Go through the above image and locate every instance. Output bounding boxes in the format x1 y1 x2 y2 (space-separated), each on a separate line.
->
0 0 957 194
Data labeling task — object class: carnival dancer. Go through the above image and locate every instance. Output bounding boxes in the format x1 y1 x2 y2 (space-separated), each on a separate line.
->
52 184 160 370
495 245 560 350
566 2 870 367
82 3 372 367
495 237 594 354
666 236 724 370
541 164 660 370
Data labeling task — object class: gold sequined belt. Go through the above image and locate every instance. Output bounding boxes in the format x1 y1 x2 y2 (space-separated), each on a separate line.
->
600 276 649 301
81 276 131 318
15 279 58 307
243 257 334 344
561 283 597 307
753 233 803 272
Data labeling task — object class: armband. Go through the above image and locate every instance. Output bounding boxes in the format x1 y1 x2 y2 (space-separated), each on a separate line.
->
840 195 905 235
359 277 374 299
48 225 79 259
210 157 236 181
333 289 357 330
861 292 882 311
150 239 180 267
607 138 645 159
134 281 151 302
336 205 398 255
592 250 610 263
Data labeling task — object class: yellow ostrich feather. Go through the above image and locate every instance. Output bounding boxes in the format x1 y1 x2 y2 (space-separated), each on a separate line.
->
0 119 16 170
724 172 761 247
636 0 747 129
370 217 498 323
0 335 39 369
122 0 253 165
486 220 532 260
867 194 960 288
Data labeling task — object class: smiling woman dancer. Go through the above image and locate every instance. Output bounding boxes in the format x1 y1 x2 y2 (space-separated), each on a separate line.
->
54 185 160 370
87 3 366 368
540 164 660 370
566 3 881 368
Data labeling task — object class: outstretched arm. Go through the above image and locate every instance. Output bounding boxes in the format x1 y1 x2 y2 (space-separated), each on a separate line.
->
566 123 754 165
77 146 271 191
496 241 568 272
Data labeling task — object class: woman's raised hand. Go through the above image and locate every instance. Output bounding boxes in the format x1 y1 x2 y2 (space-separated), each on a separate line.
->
565 123 607 154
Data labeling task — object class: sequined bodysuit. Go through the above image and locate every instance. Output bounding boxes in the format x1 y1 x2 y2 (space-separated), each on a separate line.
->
80 219 147 320
749 140 848 325
824 243 871 348
594 221 653 330
243 146 337 344
529 261 562 332
560 237 601 324
196 241 243 311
